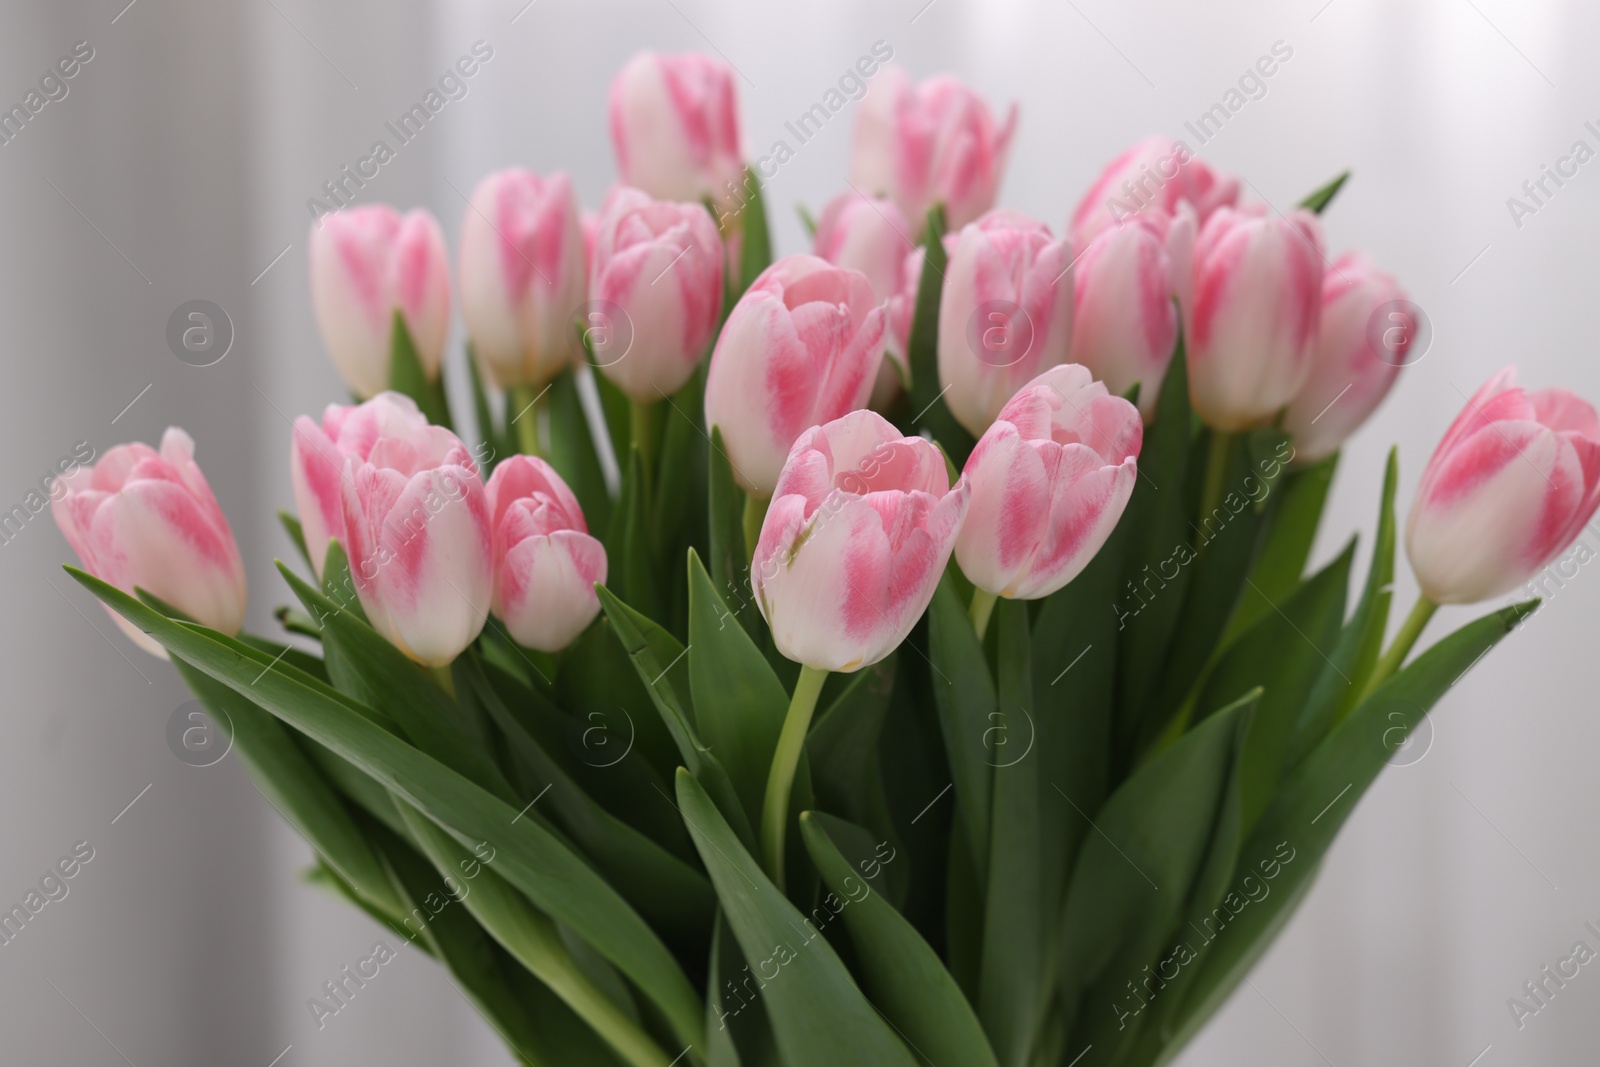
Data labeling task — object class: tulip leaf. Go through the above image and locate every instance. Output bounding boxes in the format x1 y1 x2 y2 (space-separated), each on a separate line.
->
547 365 613 533
926 573 997 877
70 567 708 1053
607 447 660 622
557 616 686 789
805 655 897 823
707 425 763 647
1157 600 1535 1059
388 310 452 428
656 367 709 630
586 344 633 477
1223 452 1339 644
1298 170 1351 215
800 811 1000 1067
674 769 921 1067
903 204 975 463
277 509 312 570
466 342 509 477
736 165 773 299
797 203 817 239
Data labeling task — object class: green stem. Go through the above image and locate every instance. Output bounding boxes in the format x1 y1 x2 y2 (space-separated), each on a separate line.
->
1363 596 1438 701
630 397 657 502
431 664 457 699
968 588 999 642
742 491 769 563
510 384 543 457
1196 430 1237 534
760 665 829 889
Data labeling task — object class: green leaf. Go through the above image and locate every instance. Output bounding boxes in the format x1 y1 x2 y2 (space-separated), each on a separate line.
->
278 509 311 570
805 656 897 823
801 811 999 1067
606 448 659 621
68 568 706 1054
674 769 920 1067
796 203 817 239
547 365 613 532
736 165 773 299
388 310 451 427
467 342 509 476
655 368 709 630
707 425 763 647
926 574 997 877
903 204 975 463
556 616 685 788
1224 452 1338 643
1298 170 1351 215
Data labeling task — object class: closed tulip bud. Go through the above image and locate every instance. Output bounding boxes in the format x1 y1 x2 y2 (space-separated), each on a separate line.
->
1070 214 1180 420
1281 251 1408 461
813 191 918 407
458 169 587 389
851 69 1018 231
937 210 1074 438
956 364 1141 599
1068 136 1240 248
485 456 606 652
753 410 969 671
52 428 246 656
1406 368 1600 604
703 255 888 494
309 205 451 399
589 187 723 400
290 392 433 579
1184 206 1325 431
609 51 744 208
339 420 493 667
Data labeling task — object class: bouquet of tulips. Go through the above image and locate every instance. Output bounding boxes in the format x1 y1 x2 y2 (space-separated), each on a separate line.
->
53 50 1600 1067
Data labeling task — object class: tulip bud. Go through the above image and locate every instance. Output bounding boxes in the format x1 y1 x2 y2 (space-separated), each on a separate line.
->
1184 206 1325 431
458 169 587 389
1068 136 1240 248
1406 367 1600 604
753 409 969 671
609 51 744 209
851 69 1018 231
956 364 1141 599
309 205 451 399
291 392 433 579
339 420 493 667
588 187 724 400
1070 214 1179 420
485 456 606 652
937 210 1074 438
703 254 888 494
1281 252 1408 461
812 191 918 407
52 428 246 657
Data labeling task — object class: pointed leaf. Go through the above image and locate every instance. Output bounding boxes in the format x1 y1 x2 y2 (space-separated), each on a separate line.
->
388 310 451 427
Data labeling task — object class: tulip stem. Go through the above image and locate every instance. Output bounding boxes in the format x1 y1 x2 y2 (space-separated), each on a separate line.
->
1196 431 1237 535
760 665 829 890
969 588 999 642
1363 596 1438 700
630 398 657 502
510 384 544 457
742 492 769 563
431 664 457 699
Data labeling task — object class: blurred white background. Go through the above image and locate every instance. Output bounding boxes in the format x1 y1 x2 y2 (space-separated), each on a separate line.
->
2 0 1597 1062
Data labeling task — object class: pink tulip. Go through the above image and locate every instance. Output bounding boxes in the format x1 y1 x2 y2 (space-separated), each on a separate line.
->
290 392 433 579
485 456 606 652
52 428 246 657
703 255 888 494
851 69 1017 231
1068 136 1240 248
753 409 969 671
1184 206 1325 431
1070 214 1180 420
937 210 1074 438
309 206 451 399
1281 252 1409 461
588 187 724 400
813 191 918 406
1406 368 1600 604
339 419 493 667
458 169 587 389
956 365 1141 599
609 52 744 208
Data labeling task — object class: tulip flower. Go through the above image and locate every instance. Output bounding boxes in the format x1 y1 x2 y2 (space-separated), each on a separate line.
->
1068 136 1240 248
812 191 917 407
1281 251 1409 462
588 187 723 401
609 51 744 209
458 169 587 395
851 69 1018 231
52 428 246 657
956 365 1142 626
485 456 606 652
339 420 493 668
309 205 451 400
1070 214 1180 419
703 255 888 494
751 408 969 887
937 210 1074 438
290 392 433 579
1184 206 1325 432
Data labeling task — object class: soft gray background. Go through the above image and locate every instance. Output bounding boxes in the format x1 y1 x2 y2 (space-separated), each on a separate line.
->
1 0 1596 1062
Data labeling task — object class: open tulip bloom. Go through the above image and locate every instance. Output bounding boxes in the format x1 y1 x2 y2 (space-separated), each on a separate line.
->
53 53 1600 1067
